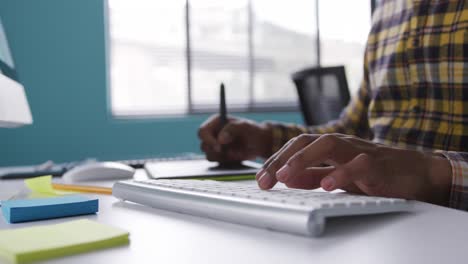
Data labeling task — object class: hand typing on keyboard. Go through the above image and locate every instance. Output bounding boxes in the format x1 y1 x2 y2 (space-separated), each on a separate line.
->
256 134 452 206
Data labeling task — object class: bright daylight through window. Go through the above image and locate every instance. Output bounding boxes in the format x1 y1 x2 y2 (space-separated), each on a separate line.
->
108 0 370 116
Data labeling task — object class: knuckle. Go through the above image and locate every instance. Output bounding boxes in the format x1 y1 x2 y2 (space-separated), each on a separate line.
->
358 153 372 166
266 156 284 173
262 157 274 169
284 137 298 147
263 152 279 168
270 156 281 169
319 134 338 147
235 121 252 132
374 145 387 156
234 120 247 126
296 134 312 144
290 150 307 165
330 133 347 138
343 135 357 141
230 123 246 133
224 123 238 133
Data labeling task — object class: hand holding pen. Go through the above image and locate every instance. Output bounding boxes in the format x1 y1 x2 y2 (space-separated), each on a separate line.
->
198 83 274 162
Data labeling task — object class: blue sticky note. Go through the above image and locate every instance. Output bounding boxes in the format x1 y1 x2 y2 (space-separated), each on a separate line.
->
1 195 98 223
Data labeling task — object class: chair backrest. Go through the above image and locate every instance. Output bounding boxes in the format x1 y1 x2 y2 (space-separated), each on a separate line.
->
292 66 350 126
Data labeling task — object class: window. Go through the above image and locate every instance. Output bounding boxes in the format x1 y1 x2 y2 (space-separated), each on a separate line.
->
189 0 251 110
319 0 371 95
108 0 370 117
108 1 187 115
252 1 317 105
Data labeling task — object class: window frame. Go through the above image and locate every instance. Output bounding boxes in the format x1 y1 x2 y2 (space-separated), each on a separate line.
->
107 0 374 117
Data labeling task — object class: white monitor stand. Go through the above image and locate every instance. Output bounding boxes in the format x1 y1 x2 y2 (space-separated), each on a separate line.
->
0 15 33 128
0 73 32 128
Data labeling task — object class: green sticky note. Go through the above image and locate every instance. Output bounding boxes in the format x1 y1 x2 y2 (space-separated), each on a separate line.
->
24 175 73 197
0 219 130 264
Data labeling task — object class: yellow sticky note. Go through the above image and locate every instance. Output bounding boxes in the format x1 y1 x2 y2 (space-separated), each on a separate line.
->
24 176 73 197
0 219 130 264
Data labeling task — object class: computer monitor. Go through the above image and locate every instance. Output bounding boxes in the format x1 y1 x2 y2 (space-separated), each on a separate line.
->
0 16 32 128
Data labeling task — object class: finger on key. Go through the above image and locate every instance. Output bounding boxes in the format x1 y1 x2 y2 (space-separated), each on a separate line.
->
284 166 335 189
259 134 318 190
281 134 352 185
256 137 295 181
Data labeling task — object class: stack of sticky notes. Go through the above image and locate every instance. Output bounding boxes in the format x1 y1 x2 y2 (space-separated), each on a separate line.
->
0 219 130 264
1 195 98 223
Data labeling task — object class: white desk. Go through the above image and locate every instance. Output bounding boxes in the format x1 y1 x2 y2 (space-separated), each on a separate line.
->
1 171 468 264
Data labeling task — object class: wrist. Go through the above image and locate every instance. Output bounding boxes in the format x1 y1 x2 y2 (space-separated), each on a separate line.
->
427 154 452 206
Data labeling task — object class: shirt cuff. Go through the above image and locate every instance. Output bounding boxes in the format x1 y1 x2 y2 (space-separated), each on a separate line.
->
437 151 468 210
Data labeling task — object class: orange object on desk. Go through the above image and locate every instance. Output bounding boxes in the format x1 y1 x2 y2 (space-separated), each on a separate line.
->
51 183 113 195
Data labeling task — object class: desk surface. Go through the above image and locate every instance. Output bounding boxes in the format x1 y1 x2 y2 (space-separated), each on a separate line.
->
1 171 467 264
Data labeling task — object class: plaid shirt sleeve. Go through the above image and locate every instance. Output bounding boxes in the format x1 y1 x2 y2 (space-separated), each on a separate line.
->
263 0 468 210
436 151 468 210
266 53 372 154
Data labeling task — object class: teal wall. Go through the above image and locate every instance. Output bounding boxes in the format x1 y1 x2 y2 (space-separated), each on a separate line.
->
0 0 302 166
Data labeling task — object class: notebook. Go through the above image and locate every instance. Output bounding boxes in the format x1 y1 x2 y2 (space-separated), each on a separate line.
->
0 219 129 264
1 195 98 223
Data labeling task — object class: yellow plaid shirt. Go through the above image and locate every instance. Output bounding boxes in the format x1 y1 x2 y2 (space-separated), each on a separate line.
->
269 0 468 210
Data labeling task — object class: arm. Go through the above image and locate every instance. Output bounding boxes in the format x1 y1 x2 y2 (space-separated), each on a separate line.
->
267 56 372 155
256 133 460 208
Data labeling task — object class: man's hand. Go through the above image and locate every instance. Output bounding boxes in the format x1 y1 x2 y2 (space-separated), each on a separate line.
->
198 115 272 162
256 133 452 205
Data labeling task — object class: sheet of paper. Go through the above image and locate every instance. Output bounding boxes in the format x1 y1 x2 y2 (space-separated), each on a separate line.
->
24 175 73 197
1 176 73 208
0 219 129 263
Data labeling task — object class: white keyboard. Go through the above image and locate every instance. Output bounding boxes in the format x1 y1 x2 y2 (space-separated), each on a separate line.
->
112 179 412 237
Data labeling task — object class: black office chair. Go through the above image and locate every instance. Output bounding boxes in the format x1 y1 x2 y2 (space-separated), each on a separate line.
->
292 66 351 126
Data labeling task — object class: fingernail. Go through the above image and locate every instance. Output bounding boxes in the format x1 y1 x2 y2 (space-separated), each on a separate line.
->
219 132 231 144
321 176 336 191
258 171 271 189
276 165 291 182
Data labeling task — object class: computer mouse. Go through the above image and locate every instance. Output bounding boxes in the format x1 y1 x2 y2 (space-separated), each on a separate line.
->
62 162 135 183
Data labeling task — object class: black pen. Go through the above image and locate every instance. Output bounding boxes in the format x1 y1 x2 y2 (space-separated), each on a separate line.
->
218 83 242 168
219 83 229 163
219 83 227 130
